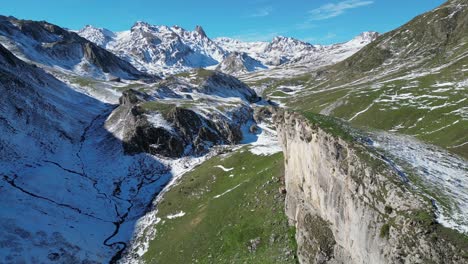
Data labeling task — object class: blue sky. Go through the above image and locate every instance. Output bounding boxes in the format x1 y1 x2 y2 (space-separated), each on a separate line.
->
1 0 445 44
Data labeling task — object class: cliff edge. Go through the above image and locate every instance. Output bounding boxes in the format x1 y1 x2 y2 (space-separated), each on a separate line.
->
275 110 468 264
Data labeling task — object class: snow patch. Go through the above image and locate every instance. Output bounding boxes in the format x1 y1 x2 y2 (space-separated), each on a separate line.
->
166 211 185 219
213 183 243 199
371 132 468 234
248 123 282 156
214 165 234 172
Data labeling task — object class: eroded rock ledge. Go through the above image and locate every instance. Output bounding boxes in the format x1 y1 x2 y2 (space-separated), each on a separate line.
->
274 110 467 264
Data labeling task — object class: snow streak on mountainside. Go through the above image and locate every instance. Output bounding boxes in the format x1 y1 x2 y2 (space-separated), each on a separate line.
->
77 22 378 76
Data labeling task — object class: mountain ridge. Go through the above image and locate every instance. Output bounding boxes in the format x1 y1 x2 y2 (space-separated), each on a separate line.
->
0 15 151 81
77 22 378 76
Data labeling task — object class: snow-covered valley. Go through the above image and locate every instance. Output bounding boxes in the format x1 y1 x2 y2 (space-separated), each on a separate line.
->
1 1 468 263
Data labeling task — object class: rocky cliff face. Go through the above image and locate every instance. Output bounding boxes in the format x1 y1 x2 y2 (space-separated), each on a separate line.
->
274 110 467 264
216 52 266 76
106 89 252 158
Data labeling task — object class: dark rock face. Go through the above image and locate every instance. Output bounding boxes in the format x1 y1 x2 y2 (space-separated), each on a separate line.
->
0 44 18 67
199 71 260 103
194 25 207 38
111 89 252 158
124 115 185 158
216 52 267 76
254 107 273 123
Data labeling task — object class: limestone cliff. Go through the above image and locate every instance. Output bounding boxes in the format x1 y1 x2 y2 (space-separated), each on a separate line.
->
274 110 468 264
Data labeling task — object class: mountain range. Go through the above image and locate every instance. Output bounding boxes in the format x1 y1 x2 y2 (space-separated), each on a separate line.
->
0 0 466 263
77 22 378 76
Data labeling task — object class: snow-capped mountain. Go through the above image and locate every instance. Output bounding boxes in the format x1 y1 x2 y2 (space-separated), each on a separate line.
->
215 32 379 66
0 16 148 81
290 31 380 66
78 22 378 76
78 22 226 75
78 24 116 47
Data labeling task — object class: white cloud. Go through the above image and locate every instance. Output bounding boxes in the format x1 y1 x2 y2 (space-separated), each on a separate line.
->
309 0 373 20
250 6 273 17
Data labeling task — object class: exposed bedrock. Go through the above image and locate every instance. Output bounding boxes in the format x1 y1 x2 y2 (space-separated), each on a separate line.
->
274 110 467 264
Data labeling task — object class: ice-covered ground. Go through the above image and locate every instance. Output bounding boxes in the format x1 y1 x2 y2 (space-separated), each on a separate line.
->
371 132 468 234
247 123 282 156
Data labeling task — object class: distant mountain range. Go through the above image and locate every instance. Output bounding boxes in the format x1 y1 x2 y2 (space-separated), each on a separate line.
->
77 22 378 76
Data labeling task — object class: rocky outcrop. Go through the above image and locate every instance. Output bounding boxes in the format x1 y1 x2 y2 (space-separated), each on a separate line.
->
106 89 252 158
215 52 266 76
274 110 468 264
199 70 260 103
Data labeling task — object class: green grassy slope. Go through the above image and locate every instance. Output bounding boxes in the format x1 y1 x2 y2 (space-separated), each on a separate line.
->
245 0 468 158
142 149 297 264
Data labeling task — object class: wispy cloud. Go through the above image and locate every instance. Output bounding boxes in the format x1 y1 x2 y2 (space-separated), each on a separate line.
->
309 0 373 20
250 6 273 17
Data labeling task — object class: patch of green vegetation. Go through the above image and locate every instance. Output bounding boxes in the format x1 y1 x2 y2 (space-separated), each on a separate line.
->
433 225 468 256
143 150 298 264
380 223 390 238
244 77 274 91
302 214 335 258
115 83 145 91
261 74 311 97
411 210 435 227
194 68 216 79
174 71 191 78
71 76 99 87
269 91 289 97
301 111 356 142
290 88 350 113
139 101 177 115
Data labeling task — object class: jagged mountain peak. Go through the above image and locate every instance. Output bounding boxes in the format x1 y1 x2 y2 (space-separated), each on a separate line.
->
194 25 207 38
348 31 380 45
76 20 379 75
78 25 115 47
358 31 379 40
271 35 310 45
131 20 152 30
77 21 226 75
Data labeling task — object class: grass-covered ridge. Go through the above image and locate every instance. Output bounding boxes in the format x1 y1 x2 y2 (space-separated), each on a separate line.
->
142 149 298 263
241 0 468 159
